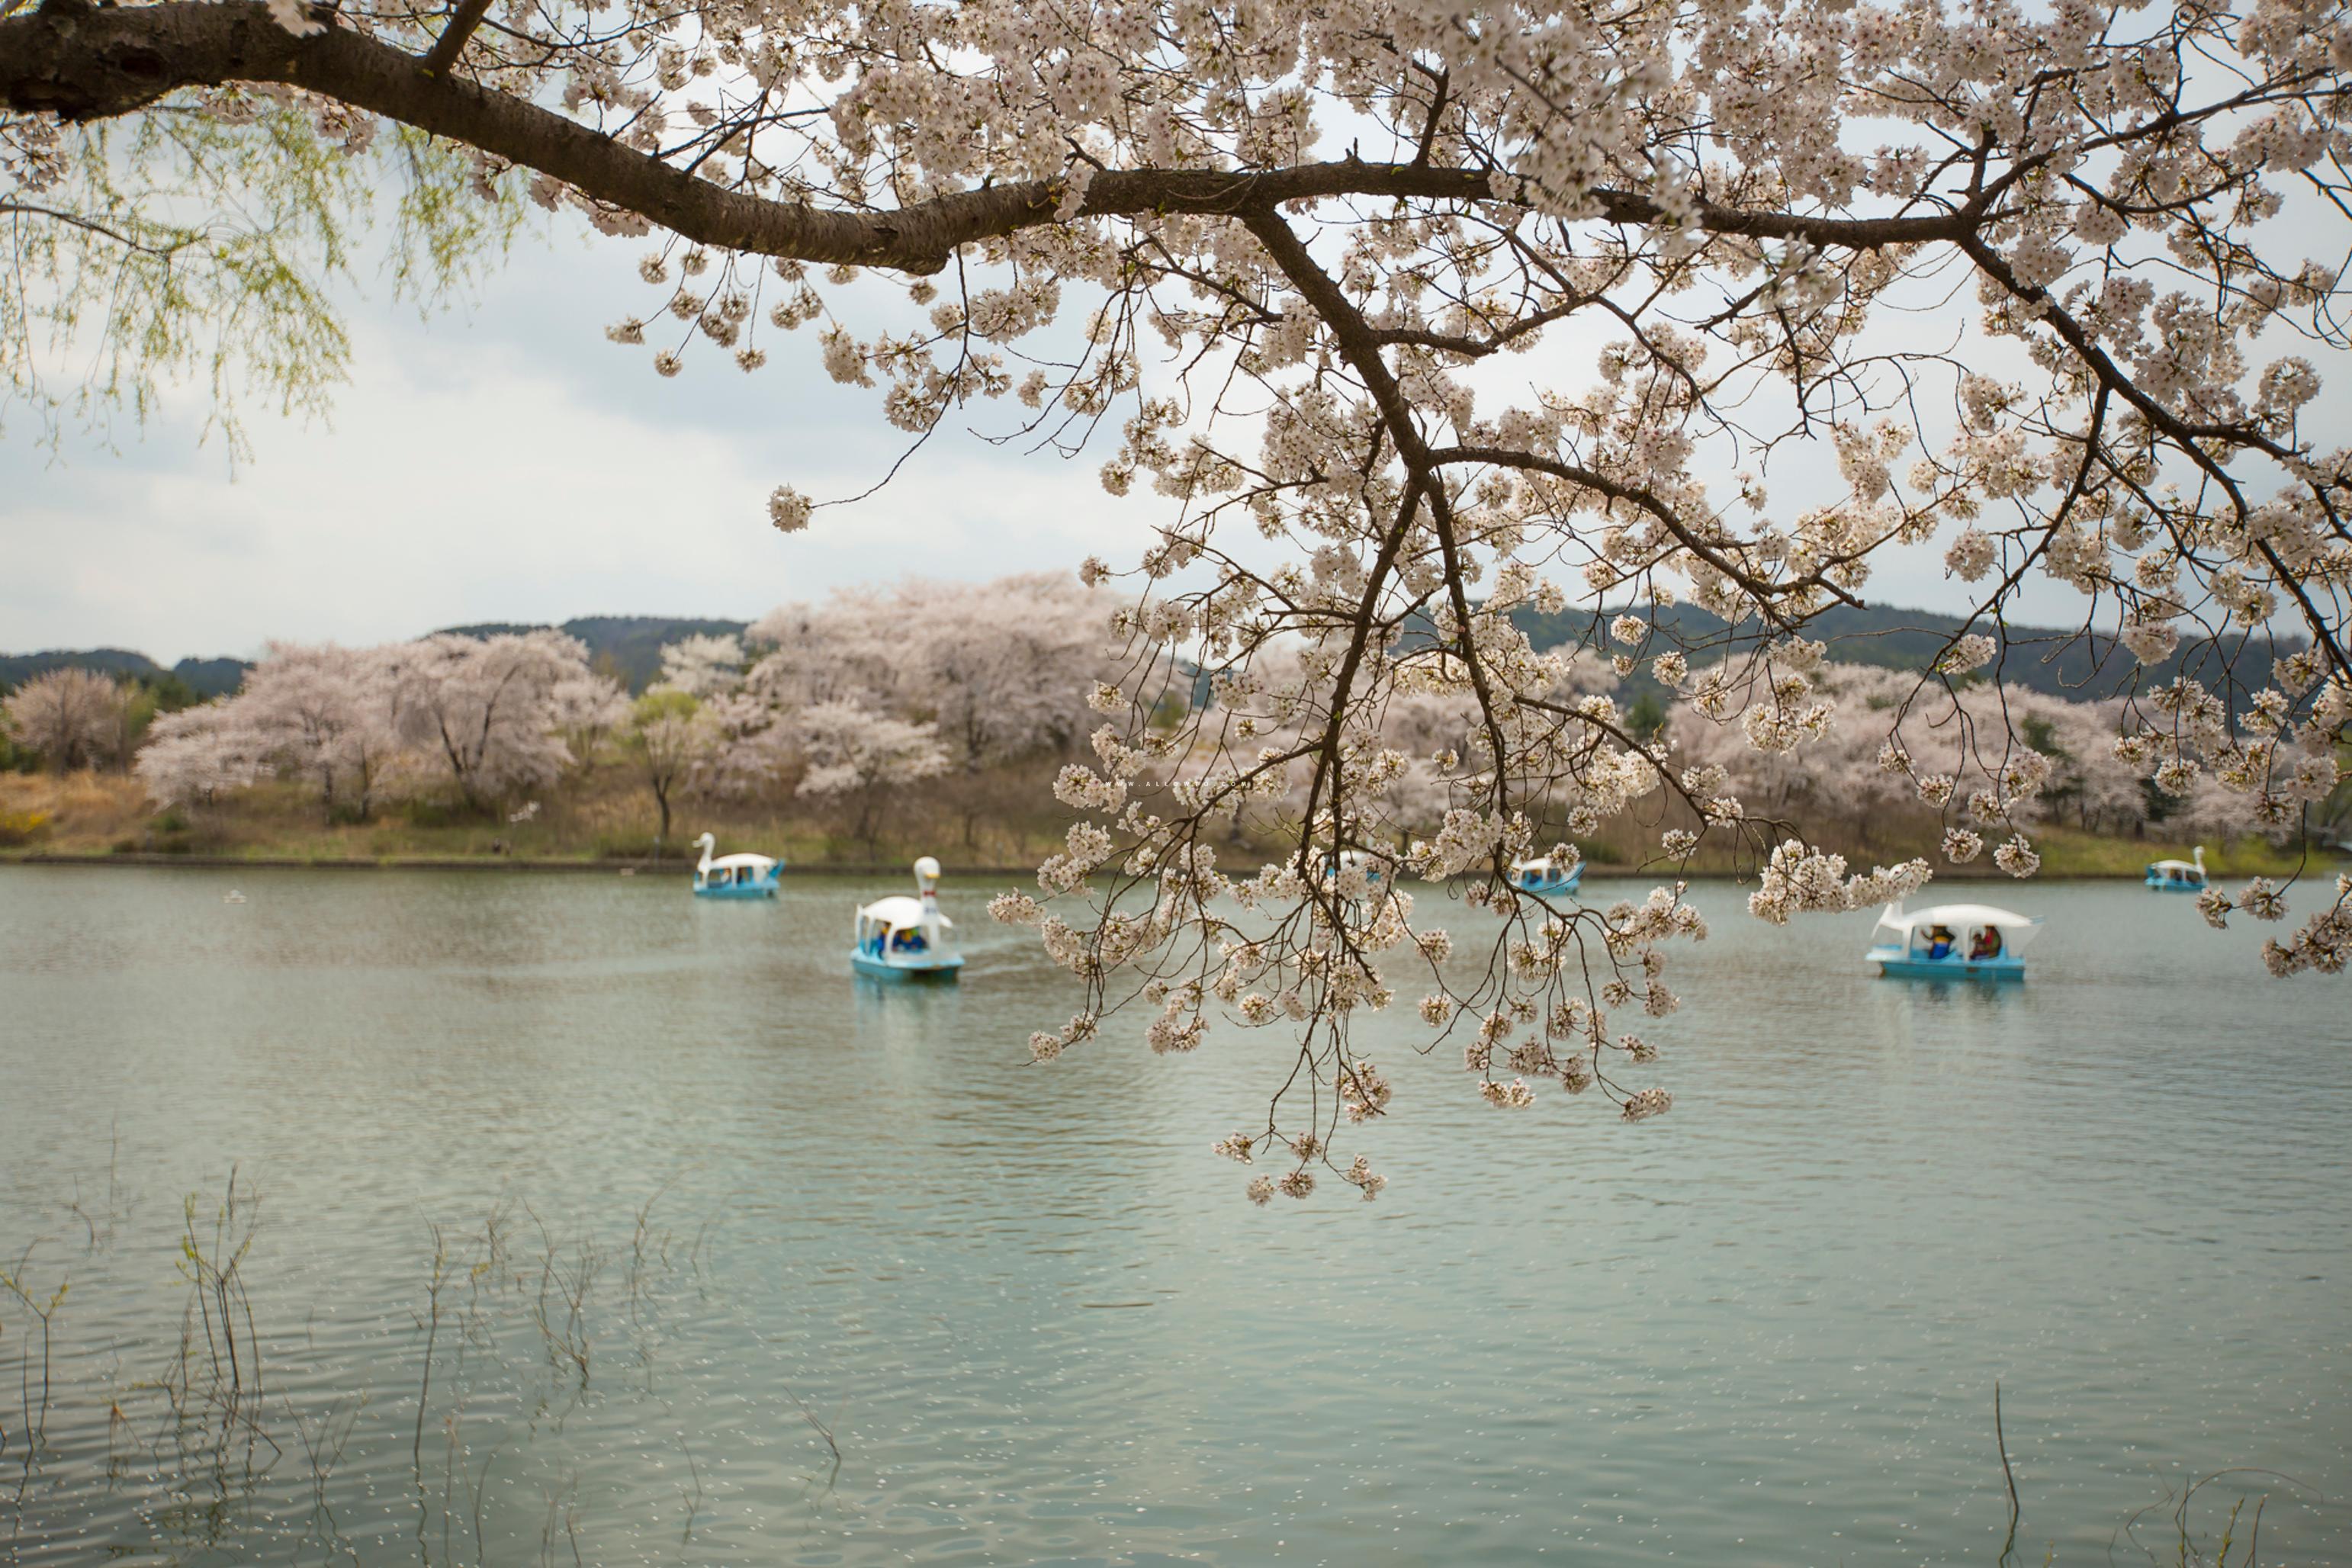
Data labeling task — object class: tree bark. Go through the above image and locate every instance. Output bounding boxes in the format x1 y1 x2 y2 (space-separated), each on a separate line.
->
0 0 1974 278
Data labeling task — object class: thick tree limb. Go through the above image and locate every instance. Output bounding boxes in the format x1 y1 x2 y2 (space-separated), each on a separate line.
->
1 0 1979 274
416 0 495 77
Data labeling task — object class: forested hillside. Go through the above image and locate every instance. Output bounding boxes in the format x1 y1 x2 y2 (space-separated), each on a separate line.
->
436 617 752 692
0 649 248 696
1509 602 2294 705
11 602 2304 708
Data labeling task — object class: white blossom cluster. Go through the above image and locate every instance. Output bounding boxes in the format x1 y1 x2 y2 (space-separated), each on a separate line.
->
1747 841 1934 925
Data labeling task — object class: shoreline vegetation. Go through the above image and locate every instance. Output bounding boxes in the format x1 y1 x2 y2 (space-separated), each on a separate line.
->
4 587 2342 894
1 770 2325 882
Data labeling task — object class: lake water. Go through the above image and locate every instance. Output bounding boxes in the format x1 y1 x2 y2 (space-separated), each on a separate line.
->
1 866 2347 1565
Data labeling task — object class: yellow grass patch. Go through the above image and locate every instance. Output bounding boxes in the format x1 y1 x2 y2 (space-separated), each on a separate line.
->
0 772 153 850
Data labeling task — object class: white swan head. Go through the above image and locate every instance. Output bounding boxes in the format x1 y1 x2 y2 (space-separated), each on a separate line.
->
914 856 942 896
694 832 716 870
2193 843 2206 872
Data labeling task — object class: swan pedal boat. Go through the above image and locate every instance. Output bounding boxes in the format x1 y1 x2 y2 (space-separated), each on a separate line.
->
1319 848 1391 888
852 856 964 981
1867 901 2039 981
691 833 783 898
1509 856 1582 896
2145 845 2208 893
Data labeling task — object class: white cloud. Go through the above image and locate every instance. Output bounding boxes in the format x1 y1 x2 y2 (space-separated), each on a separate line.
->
1 251 1155 660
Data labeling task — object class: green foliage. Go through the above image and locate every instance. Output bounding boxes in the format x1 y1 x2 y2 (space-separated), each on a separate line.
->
1149 690 1190 731
631 688 701 728
2019 713 2065 757
138 672 206 714
1625 691 1666 741
116 673 201 755
2 100 529 458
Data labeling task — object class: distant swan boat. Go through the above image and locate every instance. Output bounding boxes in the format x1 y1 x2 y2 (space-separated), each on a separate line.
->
1867 901 2040 981
1509 856 1582 896
1319 848 1390 890
2145 844 2207 893
852 857 964 981
691 833 783 898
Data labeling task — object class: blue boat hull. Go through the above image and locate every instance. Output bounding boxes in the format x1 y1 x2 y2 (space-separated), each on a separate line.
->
694 868 782 898
2144 876 2204 893
1512 869 1582 896
1868 946 2025 981
850 949 963 982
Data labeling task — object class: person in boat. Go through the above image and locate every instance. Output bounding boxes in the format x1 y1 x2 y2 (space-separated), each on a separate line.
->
1925 924 1956 961
1968 927 2003 962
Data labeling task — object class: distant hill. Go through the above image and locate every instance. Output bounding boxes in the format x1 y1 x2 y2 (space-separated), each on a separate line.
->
435 615 751 692
11 603 2296 709
171 657 252 696
2 614 751 700
0 649 249 696
1508 601 2296 705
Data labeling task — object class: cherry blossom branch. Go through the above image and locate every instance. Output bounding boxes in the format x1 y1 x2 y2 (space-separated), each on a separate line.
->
5 2 1991 275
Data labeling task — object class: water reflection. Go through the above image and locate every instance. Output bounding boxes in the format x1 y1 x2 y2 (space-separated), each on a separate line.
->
1869 969 2032 1028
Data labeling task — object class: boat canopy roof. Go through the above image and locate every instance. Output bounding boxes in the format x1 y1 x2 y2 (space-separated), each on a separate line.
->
1510 855 1576 873
2148 859 2203 875
856 895 952 932
705 853 776 873
1874 901 2042 941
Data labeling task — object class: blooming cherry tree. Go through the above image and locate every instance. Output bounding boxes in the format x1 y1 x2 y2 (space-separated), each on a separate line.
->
654 634 746 699
548 670 632 774
686 689 790 799
744 593 910 714
2 667 125 773
389 631 595 808
7 0 2351 1191
791 699 949 859
134 705 268 808
892 575 1117 770
236 641 406 821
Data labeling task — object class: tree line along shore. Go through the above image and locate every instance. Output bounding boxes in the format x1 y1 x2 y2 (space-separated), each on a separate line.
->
0 766 2318 884
3 574 2341 885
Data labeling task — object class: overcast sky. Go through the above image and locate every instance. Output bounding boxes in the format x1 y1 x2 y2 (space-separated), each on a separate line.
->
4 214 2032 664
